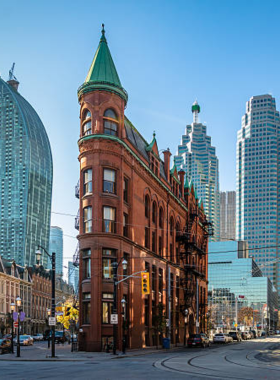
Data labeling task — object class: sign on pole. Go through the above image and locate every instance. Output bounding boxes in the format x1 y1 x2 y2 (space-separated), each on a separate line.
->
196 321 200 327
110 314 118 324
49 317 56 326
14 321 18 328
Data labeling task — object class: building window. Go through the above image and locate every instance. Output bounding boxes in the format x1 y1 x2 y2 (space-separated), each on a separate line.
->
102 249 116 279
170 243 173 261
159 208 164 229
102 293 114 324
145 195 150 218
159 236 163 256
152 201 157 224
123 178 129 202
84 110 91 120
152 265 156 292
103 207 116 233
82 292 91 324
83 206 92 233
103 169 116 194
82 121 91 136
123 213 128 237
152 231 156 252
103 109 118 136
83 168 92 195
145 227 150 249
82 249 91 279
170 217 174 236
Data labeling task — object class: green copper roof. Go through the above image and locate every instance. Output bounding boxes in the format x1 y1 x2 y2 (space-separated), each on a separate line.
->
194 188 198 200
146 132 157 153
78 25 128 103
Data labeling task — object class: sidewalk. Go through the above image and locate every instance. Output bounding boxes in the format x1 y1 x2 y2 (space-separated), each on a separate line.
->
0 343 186 362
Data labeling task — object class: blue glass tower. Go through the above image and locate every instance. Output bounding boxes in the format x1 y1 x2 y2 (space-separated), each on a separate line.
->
49 226 63 276
236 95 280 303
174 101 220 240
0 74 53 267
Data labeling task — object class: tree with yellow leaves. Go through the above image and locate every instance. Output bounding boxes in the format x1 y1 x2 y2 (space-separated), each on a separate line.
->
57 302 79 330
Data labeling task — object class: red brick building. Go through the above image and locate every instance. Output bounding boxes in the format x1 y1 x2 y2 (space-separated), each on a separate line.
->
77 26 210 352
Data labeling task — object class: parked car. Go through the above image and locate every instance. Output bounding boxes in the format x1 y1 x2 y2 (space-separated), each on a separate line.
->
241 331 249 340
249 330 257 339
0 339 11 354
213 333 232 343
187 333 210 348
261 331 267 337
47 331 70 344
228 331 242 342
32 333 44 342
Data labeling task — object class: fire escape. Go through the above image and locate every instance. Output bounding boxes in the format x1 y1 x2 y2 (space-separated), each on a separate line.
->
176 207 213 322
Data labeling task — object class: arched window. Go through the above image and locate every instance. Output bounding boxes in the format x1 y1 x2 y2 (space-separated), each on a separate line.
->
82 109 92 136
103 109 118 136
159 207 164 229
170 217 174 236
152 201 157 224
145 195 150 218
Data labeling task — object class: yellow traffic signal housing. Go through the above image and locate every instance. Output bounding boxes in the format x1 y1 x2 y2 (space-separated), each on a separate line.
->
141 272 150 295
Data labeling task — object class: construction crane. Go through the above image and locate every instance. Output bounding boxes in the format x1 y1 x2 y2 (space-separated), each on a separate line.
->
8 63 18 81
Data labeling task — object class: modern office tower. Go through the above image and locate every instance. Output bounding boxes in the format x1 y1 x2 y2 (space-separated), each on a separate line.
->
49 226 63 276
236 94 280 303
68 261 79 293
174 101 220 240
220 191 236 240
0 69 53 267
208 241 278 330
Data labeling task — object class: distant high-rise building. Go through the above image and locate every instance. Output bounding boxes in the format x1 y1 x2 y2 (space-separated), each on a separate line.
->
174 101 220 240
68 261 79 293
0 70 53 267
49 226 63 276
220 191 236 240
236 94 280 302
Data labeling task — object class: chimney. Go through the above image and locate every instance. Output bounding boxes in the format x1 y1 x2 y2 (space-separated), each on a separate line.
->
163 149 172 182
178 170 185 198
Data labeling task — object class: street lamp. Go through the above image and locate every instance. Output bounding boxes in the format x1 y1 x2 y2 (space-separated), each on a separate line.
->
36 246 56 358
10 303 15 354
16 296 21 357
112 259 128 355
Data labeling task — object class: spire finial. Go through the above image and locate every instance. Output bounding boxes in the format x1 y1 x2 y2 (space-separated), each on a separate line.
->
102 23 105 36
153 130 156 138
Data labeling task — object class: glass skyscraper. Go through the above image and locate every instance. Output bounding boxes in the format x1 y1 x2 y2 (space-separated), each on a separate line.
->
220 191 236 240
49 226 63 276
68 261 79 293
0 75 53 267
208 241 278 330
236 94 280 302
174 101 220 240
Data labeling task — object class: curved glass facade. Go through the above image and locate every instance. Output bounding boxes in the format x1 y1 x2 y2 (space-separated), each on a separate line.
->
49 226 63 275
0 78 53 267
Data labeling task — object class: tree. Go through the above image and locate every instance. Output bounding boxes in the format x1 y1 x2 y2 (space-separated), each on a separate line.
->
57 303 79 330
238 307 253 326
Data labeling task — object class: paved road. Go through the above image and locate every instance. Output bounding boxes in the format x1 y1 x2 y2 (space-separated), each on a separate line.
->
0 337 279 379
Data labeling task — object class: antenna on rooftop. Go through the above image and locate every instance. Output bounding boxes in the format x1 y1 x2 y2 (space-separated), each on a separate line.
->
9 63 18 81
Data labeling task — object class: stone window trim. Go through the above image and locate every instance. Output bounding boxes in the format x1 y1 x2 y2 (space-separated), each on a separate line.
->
103 108 119 136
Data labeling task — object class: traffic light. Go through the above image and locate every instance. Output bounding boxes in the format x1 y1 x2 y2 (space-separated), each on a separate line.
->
65 307 71 316
141 272 150 295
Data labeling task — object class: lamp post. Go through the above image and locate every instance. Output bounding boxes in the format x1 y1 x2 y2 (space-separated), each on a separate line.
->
121 298 126 354
184 309 188 346
36 246 56 358
206 312 210 336
10 302 15 354
112 258 127 355
16 296 21 357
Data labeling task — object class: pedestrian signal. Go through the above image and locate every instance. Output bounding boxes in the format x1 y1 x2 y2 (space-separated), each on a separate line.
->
141 272 150 295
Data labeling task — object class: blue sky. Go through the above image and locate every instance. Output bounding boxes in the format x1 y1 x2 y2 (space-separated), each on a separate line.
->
1 0 280 273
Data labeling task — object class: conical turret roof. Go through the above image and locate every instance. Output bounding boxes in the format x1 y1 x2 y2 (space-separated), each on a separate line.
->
78 25 128 103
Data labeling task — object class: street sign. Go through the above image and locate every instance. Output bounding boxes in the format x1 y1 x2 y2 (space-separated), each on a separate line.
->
110 314 118 324
20 311 25 322
239 295 245 299
48 317 56 326
196 321 200 327
13 312 18 321
234 323 238 327
166 319 169 327
14 322 18 328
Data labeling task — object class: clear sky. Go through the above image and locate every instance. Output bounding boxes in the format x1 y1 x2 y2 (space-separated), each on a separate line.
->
1 0 280 276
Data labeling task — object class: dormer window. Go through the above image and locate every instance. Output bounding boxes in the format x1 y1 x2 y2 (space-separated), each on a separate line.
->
82 109 92 136
103 109 118 136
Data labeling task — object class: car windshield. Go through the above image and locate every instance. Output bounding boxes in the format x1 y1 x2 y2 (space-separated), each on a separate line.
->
215 334 224 336
55 332 63 336
190 334 201 338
